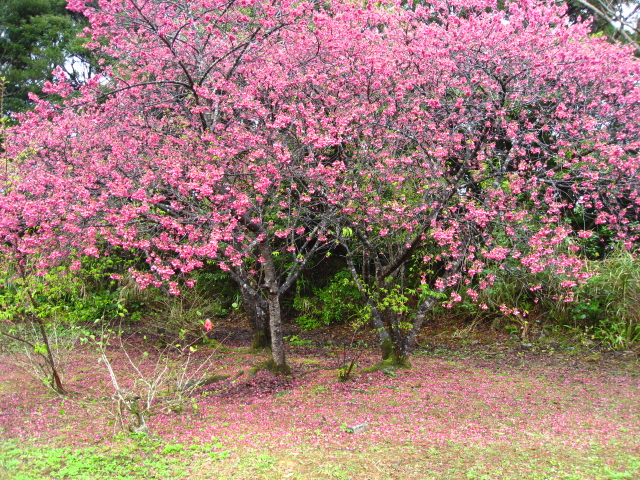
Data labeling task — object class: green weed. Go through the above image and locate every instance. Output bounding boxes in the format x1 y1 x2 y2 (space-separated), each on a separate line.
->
0 439 191 480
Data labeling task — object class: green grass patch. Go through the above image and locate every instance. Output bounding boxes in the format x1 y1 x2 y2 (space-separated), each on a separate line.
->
0 437 218 480
2 438 638 480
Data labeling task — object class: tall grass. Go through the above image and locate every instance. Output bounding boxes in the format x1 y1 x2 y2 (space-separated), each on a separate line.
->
579 250 640 349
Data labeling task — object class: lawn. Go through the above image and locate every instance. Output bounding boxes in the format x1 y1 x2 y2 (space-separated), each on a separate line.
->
1 330 639 480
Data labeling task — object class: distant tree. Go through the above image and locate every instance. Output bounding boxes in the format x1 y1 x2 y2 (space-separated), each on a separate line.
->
0 0 95 114
566 0 639 53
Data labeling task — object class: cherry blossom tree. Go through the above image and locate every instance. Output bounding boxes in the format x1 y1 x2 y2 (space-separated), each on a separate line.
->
1 0 639 372
0 0 358 371
306 0 640 363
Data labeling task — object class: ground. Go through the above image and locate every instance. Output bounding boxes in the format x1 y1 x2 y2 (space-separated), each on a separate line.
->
1 318 639 479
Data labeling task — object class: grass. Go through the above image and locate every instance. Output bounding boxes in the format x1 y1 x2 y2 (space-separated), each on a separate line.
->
2 438 638 479
0 437 188 479
1 332 639 480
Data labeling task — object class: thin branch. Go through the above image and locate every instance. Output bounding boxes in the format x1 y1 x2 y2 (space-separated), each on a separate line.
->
572 0 640 53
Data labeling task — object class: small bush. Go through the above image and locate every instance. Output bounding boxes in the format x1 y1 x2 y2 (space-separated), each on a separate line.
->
443 263 569 338
145 268 240 344
293 269 363 330
0 253 135 392
148 287 227 344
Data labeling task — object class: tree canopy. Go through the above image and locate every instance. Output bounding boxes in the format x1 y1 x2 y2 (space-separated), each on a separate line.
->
1 0 639 369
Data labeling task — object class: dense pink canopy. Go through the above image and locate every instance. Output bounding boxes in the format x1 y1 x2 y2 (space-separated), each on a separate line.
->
1 0 639 361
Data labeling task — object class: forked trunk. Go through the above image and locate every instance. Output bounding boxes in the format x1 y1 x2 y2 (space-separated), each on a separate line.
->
404 294 440 352
344 254 393 359
25 285 67 394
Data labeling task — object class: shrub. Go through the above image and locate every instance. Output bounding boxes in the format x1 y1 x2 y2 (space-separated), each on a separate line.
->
293 269 363 330
576 250 640 349
146 268 239 344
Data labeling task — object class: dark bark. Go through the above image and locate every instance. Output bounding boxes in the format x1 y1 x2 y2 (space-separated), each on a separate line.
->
403 294 441 354
229 209 333 369
387 239 470 360
266 290 289 373
34 316 66 394
258 242 289 372
342 227 471 364
238 283 271 351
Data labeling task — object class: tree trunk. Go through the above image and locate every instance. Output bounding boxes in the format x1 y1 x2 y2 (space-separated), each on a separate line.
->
388 333 412 368
252 302 271 352
22 276 67 394
404 294 440 354
384 243 469 362
266 291 289 373
239 285 271 351
258 242 290 374
35 316 66 394
344 253 393 358
377 307 411 368
369 306 394 360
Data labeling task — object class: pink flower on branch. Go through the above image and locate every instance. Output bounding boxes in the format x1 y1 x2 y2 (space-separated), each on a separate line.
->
203 319 213 332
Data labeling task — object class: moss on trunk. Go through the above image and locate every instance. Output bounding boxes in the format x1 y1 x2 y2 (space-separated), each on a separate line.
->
250 332 270 352
250 359 292 376
381 337 394 361
361 355 412 374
